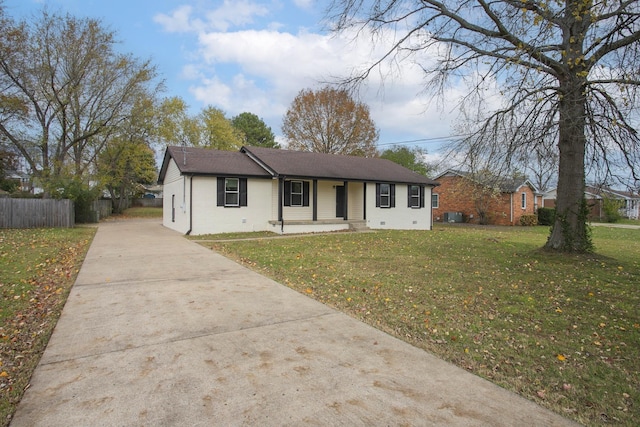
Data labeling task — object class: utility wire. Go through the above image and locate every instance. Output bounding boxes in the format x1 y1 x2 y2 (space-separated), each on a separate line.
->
377 133 472 147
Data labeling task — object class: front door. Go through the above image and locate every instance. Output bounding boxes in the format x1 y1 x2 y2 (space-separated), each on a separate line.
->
336 186 345 218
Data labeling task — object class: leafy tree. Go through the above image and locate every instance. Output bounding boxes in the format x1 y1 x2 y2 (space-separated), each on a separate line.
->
232 112 279 148
380 146 432 176
282 86 379 156
0 146 18 192
97 140 157 214
156 98 245 151
156 97 201 147
199 106 244 150
96 94 158 213
327 1 640 253
0 8 159 185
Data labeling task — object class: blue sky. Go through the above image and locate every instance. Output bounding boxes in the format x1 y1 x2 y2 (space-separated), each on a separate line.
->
4 0 466 157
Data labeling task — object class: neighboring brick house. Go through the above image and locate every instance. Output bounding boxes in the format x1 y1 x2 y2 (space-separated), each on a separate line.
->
432 170 541 226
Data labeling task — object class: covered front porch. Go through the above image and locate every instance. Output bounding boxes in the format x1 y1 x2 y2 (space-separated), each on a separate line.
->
273 179 367 234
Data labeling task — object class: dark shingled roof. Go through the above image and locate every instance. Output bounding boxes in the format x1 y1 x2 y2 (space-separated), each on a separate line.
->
158 146 271 183
158 145 438 186
242 146 438 185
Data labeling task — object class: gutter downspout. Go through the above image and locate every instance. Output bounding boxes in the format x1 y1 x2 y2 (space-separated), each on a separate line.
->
186 175 193 235
510 193 514 225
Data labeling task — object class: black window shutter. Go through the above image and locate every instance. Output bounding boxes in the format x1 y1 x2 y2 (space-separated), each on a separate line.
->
239 178 247 206
217 177 225 206
420 186 425 208
303 181 310 206
375 183 381 207
390 184 396 207
407 185 412 208
284 181 291 206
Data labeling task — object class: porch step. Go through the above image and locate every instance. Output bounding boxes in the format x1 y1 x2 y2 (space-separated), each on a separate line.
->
349 221 370 232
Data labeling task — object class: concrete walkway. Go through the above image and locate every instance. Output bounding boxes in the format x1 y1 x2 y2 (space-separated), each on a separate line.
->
11 220 578 426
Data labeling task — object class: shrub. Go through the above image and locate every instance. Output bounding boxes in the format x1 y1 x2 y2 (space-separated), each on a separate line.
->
44 175 101 223
519 214 538 226
537 207 555 226
602 196 624 223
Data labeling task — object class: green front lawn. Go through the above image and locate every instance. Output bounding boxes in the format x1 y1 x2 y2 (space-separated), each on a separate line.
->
0 227 95 426
205 224 639 426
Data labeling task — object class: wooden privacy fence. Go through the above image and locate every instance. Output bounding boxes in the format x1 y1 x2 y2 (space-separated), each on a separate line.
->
90 200 113 221
0 199 74 228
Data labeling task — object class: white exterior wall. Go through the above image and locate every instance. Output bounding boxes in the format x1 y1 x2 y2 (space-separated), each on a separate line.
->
366 184 433 230
348 182 364 220
317 181 342 220
190 177 273 235
162 160 191 234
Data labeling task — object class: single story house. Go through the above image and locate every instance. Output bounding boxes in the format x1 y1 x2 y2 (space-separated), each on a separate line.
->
544 186 639 220
432 170 541 226
158 145 439 235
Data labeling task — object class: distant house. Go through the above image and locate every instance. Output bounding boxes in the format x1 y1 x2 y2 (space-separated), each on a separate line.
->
432 170 541 226
544 186 639 220
157 146 439 235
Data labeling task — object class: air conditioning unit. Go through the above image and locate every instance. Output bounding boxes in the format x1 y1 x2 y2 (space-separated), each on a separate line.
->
444 212 463 223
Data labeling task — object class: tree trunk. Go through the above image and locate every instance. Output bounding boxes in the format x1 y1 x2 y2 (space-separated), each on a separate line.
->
545 76 591 252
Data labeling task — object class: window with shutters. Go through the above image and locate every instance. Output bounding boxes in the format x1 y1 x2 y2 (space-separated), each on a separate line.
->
291 181 303 206
409 185 421 208
284 180 310 207
375 183 395 208
217 177 247 207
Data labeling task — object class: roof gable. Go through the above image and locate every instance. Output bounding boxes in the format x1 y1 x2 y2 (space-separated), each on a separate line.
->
435 169 538 193
158 146 271 183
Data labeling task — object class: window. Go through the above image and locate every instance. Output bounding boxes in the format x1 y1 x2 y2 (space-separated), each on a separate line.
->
380 183 390 207
284 180 310 207
291 181 303 206
375 183 395 208
408 185 424 208
225 178 239 206
521 192 527 209
217 177 247 207
432 194 439 209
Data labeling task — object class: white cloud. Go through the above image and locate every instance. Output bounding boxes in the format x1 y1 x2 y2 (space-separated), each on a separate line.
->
157 4 478 146
154 1 269 33
292 0 314 10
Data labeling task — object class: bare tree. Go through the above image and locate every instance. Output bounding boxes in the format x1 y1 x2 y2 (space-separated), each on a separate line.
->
0 9 159 182
282 86 379 156
328 0 640 252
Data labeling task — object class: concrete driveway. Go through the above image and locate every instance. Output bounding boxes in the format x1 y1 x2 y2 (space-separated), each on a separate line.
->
11 219 578 426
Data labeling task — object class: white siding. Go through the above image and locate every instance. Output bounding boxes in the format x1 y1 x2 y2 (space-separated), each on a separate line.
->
190 177 274 235
162 160 190 234
348 182 364 220
317 181 342 220
366 184 433 230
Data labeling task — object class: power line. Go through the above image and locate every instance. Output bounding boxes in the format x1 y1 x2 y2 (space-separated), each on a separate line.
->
377 133 471 147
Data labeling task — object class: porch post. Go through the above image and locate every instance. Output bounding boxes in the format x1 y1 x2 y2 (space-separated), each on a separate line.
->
344 181 348 220
363 182 367 220
278 178 284 227
313 179 318 221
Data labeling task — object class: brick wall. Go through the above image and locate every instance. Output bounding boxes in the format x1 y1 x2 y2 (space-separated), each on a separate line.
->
433 175 537 226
